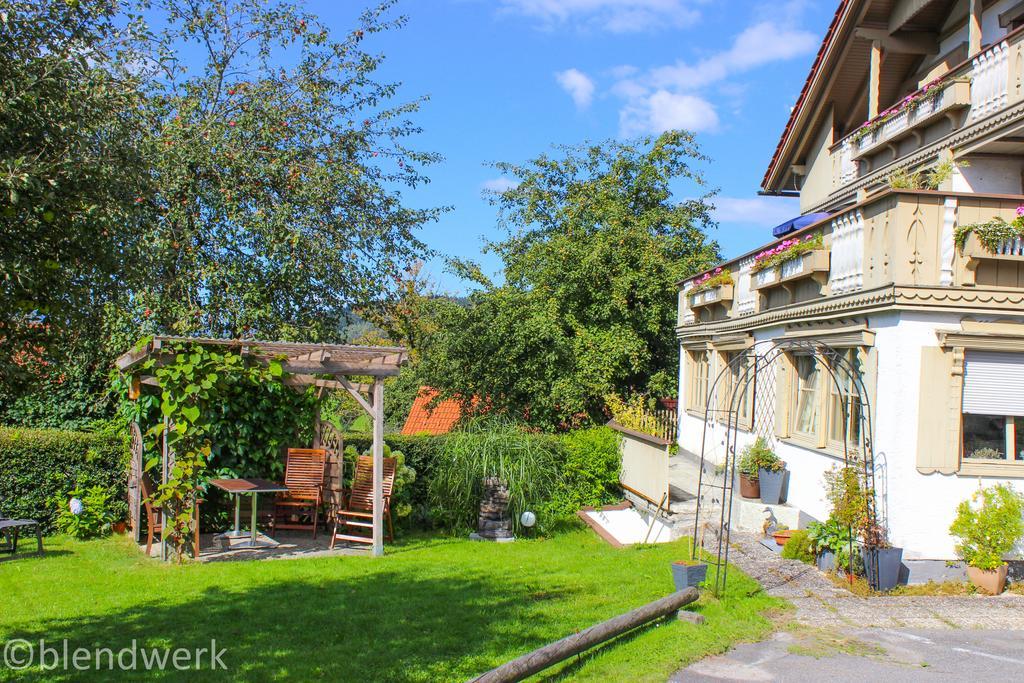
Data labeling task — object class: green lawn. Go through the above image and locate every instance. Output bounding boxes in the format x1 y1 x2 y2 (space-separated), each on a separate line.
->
0 532 784 681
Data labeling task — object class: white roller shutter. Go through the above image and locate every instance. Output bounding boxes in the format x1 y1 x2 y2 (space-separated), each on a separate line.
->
963 351 1024 416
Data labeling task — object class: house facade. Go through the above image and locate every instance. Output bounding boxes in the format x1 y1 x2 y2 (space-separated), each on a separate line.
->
676 0 1024 565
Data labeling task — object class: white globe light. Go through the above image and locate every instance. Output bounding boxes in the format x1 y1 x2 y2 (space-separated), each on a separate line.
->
520 511 537 528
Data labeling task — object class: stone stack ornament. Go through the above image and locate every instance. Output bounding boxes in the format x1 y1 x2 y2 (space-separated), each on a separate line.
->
472 477 514 542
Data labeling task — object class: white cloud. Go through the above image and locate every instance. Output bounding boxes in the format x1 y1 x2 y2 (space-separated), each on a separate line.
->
481 177 519 193
496 0 701 33
555 68 596 108
710 196 800 226
619 90 719 136
648 21 819 90
611 16 818 136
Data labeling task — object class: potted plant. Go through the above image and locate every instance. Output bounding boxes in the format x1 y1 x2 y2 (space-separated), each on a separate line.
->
860 524 903 592
771 525 794 547
737 440 762 499
949 484 1024 595
750 440 785 505
806 518 853 573
671 559 708 590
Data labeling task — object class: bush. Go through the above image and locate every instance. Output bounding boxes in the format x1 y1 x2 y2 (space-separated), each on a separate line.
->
0 426 129 533
548 427 621 514
54 483 114 539
950 484 1024 570
781 529 815 564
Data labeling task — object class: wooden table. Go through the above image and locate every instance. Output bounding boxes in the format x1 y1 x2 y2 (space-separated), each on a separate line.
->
209 478 289 549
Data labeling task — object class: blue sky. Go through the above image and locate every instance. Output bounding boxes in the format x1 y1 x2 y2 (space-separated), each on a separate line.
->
307 0 839 293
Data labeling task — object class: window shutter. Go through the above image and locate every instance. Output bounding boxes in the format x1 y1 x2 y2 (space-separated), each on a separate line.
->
916 347 960 474
963 351 1024 416
774 357 792 438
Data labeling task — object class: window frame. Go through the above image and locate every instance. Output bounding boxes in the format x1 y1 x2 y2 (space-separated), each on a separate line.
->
716 349 754 431
685 347 712 417
782 345 869 455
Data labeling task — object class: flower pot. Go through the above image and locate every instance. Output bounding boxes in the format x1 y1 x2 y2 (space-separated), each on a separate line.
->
816 550 835 573
671 561 708 591
758 467 786 505
112 522 127 535
739 473 760 499
861 546 903 592
967 564 1008 595
772 529 795 547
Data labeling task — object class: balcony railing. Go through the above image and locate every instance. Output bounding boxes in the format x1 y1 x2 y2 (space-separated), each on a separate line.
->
677 190 1024 327
826 33 1022 199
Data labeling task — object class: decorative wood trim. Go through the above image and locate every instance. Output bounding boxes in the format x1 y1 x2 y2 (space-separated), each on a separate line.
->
711 334 754 351
959 461 1024 477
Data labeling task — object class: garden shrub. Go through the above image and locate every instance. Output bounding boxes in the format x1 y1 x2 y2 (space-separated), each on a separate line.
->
949 484 1024 570
54 484 115 539
542 427 621 520
0 425 129 533
781 529 815 564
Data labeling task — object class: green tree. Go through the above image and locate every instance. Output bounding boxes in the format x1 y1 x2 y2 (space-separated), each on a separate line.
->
137 0 445 341
0 0 151 388
420 132 719 429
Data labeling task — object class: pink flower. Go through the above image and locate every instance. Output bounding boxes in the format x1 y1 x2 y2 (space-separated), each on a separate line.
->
805 234 814 242
714 266 723 274
1016 205 1024 218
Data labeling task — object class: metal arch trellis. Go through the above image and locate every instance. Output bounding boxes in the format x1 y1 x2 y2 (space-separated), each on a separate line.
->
689 339 880 596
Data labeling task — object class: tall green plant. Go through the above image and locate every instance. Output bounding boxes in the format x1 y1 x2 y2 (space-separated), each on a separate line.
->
429 419 563 533
949 484 1024 571
139 341 300 561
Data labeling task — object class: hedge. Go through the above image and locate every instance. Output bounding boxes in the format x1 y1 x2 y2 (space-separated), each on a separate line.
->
0 426 130 533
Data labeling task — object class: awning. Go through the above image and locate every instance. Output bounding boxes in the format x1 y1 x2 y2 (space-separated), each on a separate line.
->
771 212 830 238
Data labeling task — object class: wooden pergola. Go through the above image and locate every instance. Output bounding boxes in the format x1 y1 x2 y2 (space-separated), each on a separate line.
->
115 336 409 558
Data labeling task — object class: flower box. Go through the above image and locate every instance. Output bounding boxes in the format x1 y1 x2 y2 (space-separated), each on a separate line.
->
750 250 829 292
671 560 708 590
961 231 1024 263
688 284 733 310
853 80 970 159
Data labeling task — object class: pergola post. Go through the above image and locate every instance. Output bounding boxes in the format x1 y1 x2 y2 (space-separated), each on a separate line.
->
371 378 385 557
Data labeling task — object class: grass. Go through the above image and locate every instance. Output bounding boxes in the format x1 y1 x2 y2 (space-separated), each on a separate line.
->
0 531 783 681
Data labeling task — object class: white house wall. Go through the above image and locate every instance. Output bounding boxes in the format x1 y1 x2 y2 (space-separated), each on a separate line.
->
677 311 1024 561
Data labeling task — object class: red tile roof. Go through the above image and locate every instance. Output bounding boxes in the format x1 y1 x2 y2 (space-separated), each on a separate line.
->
401 387 464 435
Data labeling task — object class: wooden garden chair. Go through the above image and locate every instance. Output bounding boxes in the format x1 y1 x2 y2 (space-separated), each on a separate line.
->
330 455 396 548
271 448 327 538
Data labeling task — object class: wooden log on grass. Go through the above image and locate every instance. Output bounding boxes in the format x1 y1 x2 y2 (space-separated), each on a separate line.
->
471 588 699 683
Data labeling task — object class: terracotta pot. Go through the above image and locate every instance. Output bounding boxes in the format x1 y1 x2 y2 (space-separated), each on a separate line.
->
772 529 795 546
739 473 760 499
112 522 127 535
967 564 1008 595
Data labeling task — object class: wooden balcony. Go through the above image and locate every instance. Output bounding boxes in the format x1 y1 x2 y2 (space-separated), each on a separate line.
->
677 189 1024 330
852 80 971 159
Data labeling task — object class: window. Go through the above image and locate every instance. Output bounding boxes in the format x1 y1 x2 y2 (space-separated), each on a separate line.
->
785 347 866 451
828 348 862 447
792 355 821 438
687 349 711 413
961 351 1024 462
721 351 753 428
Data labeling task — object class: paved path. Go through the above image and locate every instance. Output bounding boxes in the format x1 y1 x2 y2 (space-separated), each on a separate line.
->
672 533 1024 681
673 627 1024 682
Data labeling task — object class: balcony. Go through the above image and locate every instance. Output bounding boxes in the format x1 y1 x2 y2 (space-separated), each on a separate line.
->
677 189 1024 328
826 34 1023 202
852 80 971 159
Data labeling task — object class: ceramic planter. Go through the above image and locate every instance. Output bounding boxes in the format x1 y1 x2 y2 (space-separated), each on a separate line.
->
758 467 786 505
967 564 1008 595
739 473 760 499
112 522 127 535
861 546 904 591
816 550 835 573
672 561 708 591
772 529 795 547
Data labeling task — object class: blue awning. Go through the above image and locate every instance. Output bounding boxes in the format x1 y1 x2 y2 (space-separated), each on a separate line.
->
771 212 830 238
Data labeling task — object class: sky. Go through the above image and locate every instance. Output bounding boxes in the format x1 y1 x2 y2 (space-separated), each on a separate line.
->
305 0 839 293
